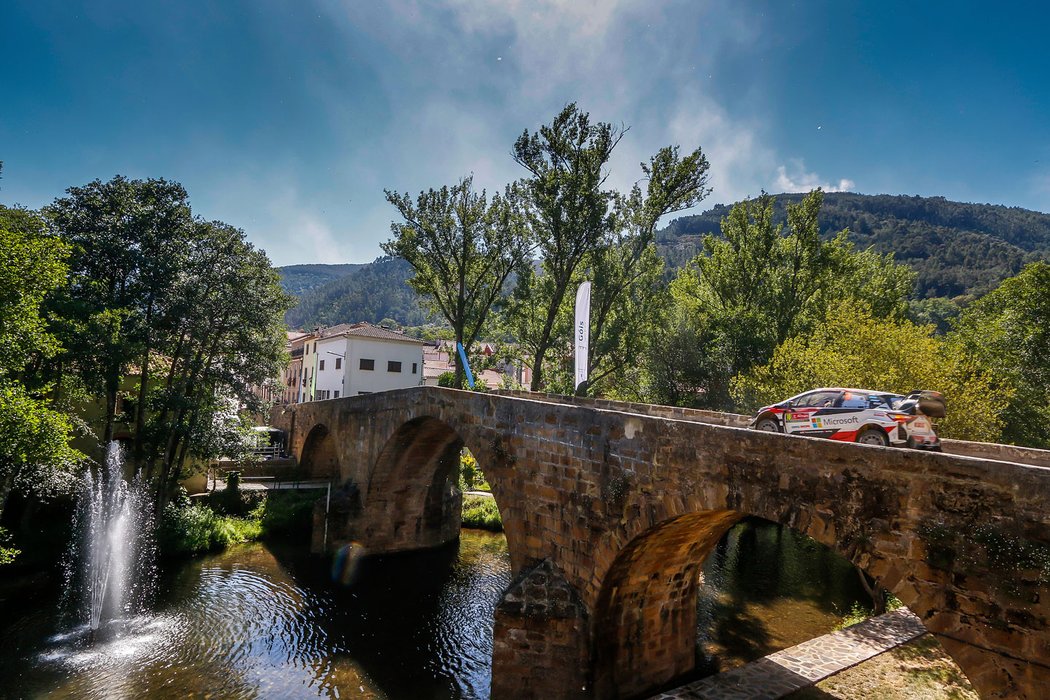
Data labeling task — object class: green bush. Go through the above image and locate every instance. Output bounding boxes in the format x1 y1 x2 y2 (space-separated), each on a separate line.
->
207 487 266 517
458 449 490 492
461 494 502 531
157 503 261 557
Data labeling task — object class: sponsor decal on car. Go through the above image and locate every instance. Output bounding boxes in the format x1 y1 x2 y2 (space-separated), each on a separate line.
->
809 415 860 429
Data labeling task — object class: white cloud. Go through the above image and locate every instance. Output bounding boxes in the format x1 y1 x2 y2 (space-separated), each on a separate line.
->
297 1 835 260
774 161 855 193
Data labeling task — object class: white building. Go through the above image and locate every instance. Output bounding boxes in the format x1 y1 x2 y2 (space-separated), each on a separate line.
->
298 323 425 401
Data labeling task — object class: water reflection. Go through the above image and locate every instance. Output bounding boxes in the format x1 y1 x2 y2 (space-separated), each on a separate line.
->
3 531 511 700
696 517 868 675
2 521 869 698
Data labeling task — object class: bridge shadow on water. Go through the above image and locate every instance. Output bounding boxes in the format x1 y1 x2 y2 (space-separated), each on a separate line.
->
692 517 871 682
266 530 511 700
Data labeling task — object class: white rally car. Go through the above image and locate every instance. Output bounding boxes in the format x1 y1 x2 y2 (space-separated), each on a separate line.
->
749 388 944 450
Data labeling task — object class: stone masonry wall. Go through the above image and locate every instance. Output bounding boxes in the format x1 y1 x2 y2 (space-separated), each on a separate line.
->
272 388 1050 699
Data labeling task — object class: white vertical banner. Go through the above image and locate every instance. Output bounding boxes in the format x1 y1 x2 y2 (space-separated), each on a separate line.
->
574 281 591 392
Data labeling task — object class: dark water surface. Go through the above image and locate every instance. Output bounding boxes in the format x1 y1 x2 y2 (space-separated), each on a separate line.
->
1 521 869 699
2 531 510 700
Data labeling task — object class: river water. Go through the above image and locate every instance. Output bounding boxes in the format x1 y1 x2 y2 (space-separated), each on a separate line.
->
1 520 868 699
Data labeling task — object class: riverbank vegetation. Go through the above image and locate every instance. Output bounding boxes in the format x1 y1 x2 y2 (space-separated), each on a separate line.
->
461 495 502 531
456 449 502 531
157 489 316 558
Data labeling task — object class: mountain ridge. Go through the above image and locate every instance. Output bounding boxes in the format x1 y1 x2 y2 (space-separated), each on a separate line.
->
279 192 1050 328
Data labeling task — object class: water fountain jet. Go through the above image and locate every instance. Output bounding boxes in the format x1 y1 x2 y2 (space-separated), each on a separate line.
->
70 442 155 634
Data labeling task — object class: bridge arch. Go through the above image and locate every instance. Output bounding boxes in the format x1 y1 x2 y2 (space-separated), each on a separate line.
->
300 423 340 478
357 414 521 558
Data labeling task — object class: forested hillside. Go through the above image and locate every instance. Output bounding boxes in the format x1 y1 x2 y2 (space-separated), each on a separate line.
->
281 193 1050 329
281 257 431 329
277 263 365 297
658 193 1050 298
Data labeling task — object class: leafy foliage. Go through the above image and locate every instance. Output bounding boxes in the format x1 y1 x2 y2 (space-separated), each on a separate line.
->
157 502 262 557
655 191 914 409
384 176 531 388
45 177 294 504
0 526 20 565
950 262 1050 447
457 449 489 491
461 494 502 531
660 192 1050 299
505 105 712 393
0 205 80 515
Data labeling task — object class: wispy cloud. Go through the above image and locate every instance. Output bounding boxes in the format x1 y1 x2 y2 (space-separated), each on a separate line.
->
774 161 855 194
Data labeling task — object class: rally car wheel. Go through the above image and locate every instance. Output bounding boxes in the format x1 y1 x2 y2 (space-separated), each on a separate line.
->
756 418 780 432
857 428 889 447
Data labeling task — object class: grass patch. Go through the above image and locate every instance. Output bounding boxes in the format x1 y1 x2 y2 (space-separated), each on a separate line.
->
836 594 904 630
461 494 502 531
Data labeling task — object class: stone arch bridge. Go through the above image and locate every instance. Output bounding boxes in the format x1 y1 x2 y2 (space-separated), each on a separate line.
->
271 386 1050 700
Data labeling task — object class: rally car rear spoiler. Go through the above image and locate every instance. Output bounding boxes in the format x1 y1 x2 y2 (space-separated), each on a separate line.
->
899 390 946 418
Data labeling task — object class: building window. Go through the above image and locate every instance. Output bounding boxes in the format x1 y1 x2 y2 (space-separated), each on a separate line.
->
334 390 340 398
360 358 375 371
335 357 342 370
412 362 417 374
388 361 402 373
319 359 325 371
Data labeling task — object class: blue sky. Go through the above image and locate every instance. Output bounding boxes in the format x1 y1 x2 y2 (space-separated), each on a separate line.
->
2 0 1048 266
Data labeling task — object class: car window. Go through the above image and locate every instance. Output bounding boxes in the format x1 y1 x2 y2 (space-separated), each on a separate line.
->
840 391 867 409
795 390 841 408
867 394 889 408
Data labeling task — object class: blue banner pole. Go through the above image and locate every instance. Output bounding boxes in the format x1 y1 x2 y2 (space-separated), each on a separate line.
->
456 341 476 389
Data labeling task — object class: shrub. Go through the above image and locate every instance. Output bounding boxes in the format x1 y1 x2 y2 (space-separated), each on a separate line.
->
207 487 266 517
157 503 261 557
461 494 502 531
458 449 490 492
0 526 20 566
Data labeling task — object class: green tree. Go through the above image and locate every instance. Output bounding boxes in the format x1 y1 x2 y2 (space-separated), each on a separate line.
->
0 205 79 520
143 220 294 502
950 262 1050 447
508 104 624 391
508 105 712 394
384 176 530 389
45 176 197 454
582 146 711 395
731 302 1008 442
46 177 293 505
655 190 913 409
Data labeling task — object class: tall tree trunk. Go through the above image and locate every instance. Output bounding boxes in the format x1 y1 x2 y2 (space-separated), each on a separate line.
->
529 281 568 392
132 303 154 471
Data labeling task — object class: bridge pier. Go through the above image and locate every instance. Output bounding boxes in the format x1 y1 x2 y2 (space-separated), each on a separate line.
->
491 560 590 700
